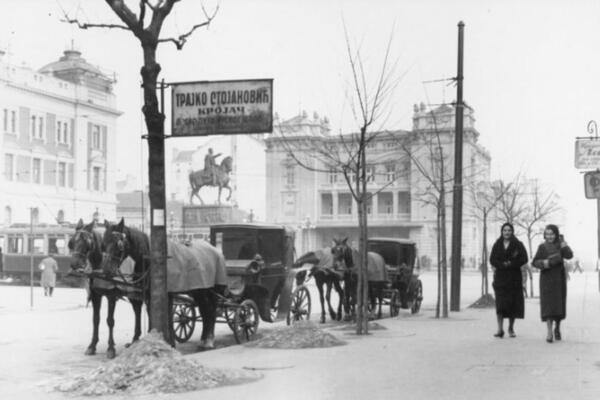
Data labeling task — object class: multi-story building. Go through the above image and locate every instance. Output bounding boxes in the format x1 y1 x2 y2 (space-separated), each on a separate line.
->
265 105 492 268
0 48 121 226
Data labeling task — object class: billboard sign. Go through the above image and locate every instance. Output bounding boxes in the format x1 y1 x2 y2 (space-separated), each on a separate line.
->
171 79 273 136
575 138 600 169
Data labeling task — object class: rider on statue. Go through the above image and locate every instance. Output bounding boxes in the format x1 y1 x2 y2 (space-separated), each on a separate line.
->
204 148 222 186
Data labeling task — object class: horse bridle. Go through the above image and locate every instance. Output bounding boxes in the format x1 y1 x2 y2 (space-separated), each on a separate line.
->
103 230 130 276
71 230 95 268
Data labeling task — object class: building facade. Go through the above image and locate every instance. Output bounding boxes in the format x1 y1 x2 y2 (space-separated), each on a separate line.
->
265 105 492 269
0 49 121 227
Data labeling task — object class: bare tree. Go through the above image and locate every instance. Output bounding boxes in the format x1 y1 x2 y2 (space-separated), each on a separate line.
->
64 0 218 342
274 26 402 334
494 175 527 225
515 179 561 297
399 110 452 318
469 180 512 299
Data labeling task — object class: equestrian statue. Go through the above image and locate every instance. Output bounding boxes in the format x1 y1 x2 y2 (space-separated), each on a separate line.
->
189 148 233 205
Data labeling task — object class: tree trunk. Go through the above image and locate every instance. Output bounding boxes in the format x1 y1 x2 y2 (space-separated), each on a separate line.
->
440 189 448 318
436 207 441 318
482 212 488 295
141 44 171 344
357 199 369 334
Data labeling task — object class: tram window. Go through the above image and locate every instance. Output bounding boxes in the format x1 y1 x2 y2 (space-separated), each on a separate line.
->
7 236 23 253
48 238 60 255
27 237 44 254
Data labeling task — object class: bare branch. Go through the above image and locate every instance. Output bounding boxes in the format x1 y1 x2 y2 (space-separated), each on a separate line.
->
61 15 131 32
158 4 219 50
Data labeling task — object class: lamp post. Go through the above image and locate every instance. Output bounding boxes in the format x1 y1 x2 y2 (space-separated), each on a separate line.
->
299 216 315 254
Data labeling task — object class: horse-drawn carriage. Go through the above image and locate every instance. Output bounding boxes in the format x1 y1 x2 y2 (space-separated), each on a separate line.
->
367 237 423 316
170 223 312 344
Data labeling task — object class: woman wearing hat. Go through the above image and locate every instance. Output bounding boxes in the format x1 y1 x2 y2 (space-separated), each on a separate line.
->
489 222 528 338
531 224 573 343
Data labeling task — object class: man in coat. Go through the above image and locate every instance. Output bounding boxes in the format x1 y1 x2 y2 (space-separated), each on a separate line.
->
39 255 58 297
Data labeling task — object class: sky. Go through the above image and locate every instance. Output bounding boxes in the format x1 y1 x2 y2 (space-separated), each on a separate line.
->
2 0 600 264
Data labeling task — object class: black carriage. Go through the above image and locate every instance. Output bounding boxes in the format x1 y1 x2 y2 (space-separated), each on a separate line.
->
367 237 423 316
171 223 311 344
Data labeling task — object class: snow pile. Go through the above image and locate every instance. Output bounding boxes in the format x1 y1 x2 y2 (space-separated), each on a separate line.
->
54 331 261 396
245 321 346 349
469 294 496 309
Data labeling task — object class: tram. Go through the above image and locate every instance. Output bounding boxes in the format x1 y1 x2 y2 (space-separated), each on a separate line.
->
0 223 78 285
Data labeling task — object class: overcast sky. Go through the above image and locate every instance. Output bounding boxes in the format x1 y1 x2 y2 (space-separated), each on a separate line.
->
2 0 600 264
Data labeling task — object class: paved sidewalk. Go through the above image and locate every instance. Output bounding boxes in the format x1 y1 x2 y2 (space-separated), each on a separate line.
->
2 271 599 399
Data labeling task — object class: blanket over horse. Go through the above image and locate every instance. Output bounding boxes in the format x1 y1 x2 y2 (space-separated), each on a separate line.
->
167 240 228 293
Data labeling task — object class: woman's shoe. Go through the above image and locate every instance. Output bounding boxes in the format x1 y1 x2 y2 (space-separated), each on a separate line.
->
508 329 516 338
546 335 553 343
493 331 504 338
554 329 561 341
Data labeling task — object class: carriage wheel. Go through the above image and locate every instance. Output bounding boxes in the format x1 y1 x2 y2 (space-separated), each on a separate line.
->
410 280 423 314
390 290 400 317
286 285 311 325
171 300 196 343
224 305 237 331
232 299 260 344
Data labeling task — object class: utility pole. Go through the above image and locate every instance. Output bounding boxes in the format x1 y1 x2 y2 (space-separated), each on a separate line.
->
450 21 465 311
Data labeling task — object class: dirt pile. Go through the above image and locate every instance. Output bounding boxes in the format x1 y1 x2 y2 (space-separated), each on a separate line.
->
245 321 346 349
468 293 496 309
54 331 261 396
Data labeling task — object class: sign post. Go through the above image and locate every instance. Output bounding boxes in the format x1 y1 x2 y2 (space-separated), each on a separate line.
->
576 120 600 290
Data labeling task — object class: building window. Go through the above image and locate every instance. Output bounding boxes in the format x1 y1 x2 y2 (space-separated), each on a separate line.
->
366 165 375 183
30 114 44 140
4 154 14 181
285 166 295 186
92 166 101 191
58 162 66 187
32 158 41 184
3 109 16 134
11 110 16 133
92 125 101 149
31 208 40 225
320 193 333 215
386 163 396 182
338 193 352 215
57 120 70 145
378 192 393 214
57 210 65 224
398 191 411 214
328 168 338 184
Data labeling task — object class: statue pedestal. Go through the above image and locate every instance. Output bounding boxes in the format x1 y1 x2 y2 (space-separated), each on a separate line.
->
182 205 245 228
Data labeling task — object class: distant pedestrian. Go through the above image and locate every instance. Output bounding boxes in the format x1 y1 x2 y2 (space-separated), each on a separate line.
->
521 263 533 298
39 255 58 297
531 225 573 343
573 258 584 273
489 222 528 338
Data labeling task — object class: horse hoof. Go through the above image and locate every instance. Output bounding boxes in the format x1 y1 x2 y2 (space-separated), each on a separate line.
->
107 348 116 359
84 348 96 356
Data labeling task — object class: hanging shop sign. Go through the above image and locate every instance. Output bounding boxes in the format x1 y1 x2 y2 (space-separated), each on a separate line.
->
575 138 600 169
171 79 273 136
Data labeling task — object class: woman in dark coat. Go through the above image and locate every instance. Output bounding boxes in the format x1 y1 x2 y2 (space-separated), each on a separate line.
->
531 224 573 343
489 222 528 338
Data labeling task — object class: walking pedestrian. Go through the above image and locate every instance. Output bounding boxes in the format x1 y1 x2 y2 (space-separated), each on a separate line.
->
531 225 573 343
39 255 58 297
489 222 528 338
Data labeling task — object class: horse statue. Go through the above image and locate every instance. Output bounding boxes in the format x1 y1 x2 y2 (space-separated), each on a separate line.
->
68 219 145 359
102 218 227 350
293 247 345 323
331 238 389 320
189 156 233 205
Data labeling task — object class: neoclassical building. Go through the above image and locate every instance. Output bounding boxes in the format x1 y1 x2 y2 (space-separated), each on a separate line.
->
265 105 492 268
0 48 121 227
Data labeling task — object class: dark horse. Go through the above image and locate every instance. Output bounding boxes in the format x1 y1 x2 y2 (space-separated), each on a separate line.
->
189 156 233 205
331 238 389 320
68 219 145 359
293 248 345 323
102 218 226 349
